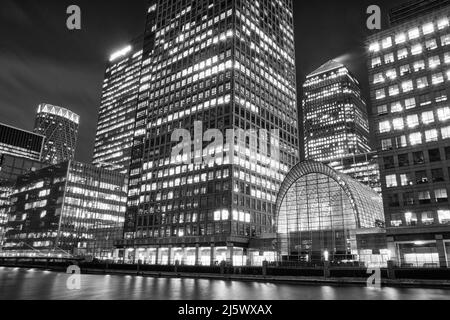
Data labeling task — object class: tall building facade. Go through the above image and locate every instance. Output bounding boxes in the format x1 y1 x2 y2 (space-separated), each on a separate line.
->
3 161 127 259
303 60 371 162
117 0 299 266
34 104 79 165
0 123 45 248
302 60 381 192
367 2 450 267
0 154 46 249
93 37 144 174
0 123 44 161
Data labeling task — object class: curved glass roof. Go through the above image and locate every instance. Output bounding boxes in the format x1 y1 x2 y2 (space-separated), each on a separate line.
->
276 161 384 230
275 161 385 262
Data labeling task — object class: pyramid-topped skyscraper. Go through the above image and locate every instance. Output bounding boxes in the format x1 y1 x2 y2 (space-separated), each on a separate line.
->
302 59 381 193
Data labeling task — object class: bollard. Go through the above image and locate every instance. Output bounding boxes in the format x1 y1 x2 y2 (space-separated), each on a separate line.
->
323 261 330 278
262 261 268 276
220 261 226 275
387 260 396 280
175 260 179 273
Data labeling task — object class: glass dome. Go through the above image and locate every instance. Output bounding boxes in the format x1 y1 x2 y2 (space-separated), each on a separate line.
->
275 161 384 263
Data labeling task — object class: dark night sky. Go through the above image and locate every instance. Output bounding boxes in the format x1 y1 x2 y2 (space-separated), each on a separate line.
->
0 0 407 163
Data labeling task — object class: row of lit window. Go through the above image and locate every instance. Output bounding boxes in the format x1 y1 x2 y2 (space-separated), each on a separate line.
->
371 35 450 68
390 210 450 227
376 94 446 115
380 127 450 147
379 107 450 133
369 17 450 53
375 72 450 100
373 53 450 84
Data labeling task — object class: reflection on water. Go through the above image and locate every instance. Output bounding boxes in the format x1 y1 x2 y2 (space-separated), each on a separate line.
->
0 267 449 300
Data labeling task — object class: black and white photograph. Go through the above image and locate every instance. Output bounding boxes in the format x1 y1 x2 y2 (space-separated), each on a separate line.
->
0 0 450 308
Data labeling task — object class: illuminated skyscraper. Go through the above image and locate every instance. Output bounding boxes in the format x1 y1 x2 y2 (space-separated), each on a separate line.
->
367 1 450 267
302 60 380 193
34 104 79 165
117 0 299 266
93 36 144 174
3 161 127 259
303 60 371 162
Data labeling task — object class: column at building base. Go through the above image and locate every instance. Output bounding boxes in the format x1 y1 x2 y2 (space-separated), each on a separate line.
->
436 235 448 268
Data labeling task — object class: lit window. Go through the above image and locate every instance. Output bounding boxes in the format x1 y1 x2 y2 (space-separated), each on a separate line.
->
425 129 438 142
441 126 450 139
442 34 450 46
397 48 408 60
369 42 380 52
445 52 450 64
416 76 429 89
401 80 414 93
382 37 392 49
214 210 221 221
422 111 435 124
411 44 423 55
408 27 420 39
409 132 423 145
432 72 444 85
377 105 388 115
407 114 419 128
384 53 395 64
438 107 450 121
419 191 431 204
386 69 397 80
395 33 406 44
429 56 441 68
373 73 384 84
400 174 412 186
422 22 435 35
438 18 450 30
382 139 393 150
391 102 403 113
386 175 398 188
438 210 450 224
379 120 391 133
396 136 407 148
436 189 448 202
393 118 404 130
405 97 416 109
413 60 425 71
371 57 382 68
426 39 438 50
400 64 411 76
389 85 400 96
375 89 386 100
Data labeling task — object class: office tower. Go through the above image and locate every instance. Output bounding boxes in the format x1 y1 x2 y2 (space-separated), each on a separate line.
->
0 154 46 248
0 123 44 161
117 0 299 266
93 36 144 174
3 161 127 259
0 123 45 249
367 1 450 267
302 60 381 192
34 104 80 165
303 60 371 162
